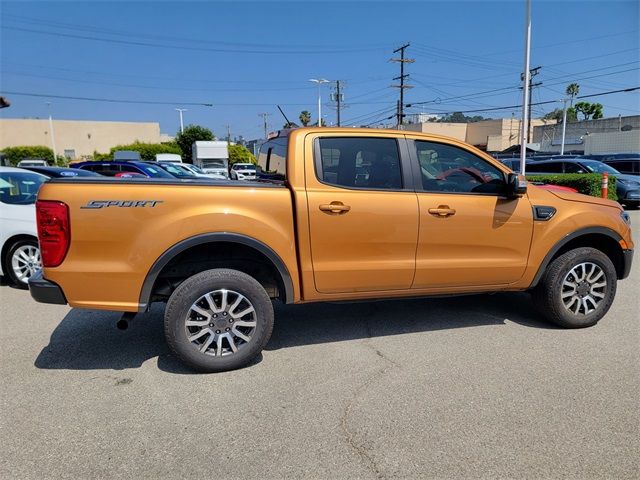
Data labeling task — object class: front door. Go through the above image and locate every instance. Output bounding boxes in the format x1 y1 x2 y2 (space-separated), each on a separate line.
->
409 139 534 288
306 135 419 293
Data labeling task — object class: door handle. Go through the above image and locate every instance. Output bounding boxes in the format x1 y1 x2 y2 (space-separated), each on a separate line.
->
319 202 351 214
428 206 456 217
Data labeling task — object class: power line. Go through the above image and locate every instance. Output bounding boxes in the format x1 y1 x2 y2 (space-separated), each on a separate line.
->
3 25 386 55
403 86 639 116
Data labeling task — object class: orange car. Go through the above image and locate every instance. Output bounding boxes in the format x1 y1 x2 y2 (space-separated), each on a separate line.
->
30 128 634 372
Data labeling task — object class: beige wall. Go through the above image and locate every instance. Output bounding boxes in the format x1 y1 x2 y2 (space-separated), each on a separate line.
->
402 122 468 141
0 119 162 159
404 118 556 152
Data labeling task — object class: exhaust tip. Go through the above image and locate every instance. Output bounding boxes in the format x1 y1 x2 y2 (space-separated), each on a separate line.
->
116 319 129 330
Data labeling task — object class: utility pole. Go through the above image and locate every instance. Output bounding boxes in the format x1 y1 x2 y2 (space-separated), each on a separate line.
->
520 66 542 143
391 43 414 127
560 98 569 155
330 80 344 126
46 102 57 161
258 113 270 138
225 124 232 146
175 108 187 133
519 0 532 175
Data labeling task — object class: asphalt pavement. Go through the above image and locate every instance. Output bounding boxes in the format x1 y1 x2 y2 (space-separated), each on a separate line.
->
1 212 638 479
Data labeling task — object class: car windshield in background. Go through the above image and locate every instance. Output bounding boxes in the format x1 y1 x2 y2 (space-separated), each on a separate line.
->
138 164 175 178
0 171 46 205
580 160 621 175
158 163 197 178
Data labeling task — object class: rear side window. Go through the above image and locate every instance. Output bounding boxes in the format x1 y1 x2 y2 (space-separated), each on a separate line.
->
80 163 121 176
257 137 288 181
526 162 563 173
316 137 402 190
0 171 46 205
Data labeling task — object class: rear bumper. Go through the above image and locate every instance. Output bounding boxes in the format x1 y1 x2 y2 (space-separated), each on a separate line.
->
28 271 67 305
621 249 634 280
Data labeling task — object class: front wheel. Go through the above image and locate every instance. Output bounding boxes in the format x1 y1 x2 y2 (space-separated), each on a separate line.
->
532 247 617 328
164 268 274 372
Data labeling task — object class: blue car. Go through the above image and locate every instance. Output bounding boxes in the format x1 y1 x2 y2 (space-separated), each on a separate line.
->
70 161 174 179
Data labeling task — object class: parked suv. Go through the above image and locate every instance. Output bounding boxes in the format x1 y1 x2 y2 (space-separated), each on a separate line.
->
71 161 175 179
525 159 640 208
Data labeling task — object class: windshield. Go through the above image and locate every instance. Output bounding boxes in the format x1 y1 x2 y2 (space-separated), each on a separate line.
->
580 160 620 174
233 164 256 170
159 163 197 177
0 171 46 205
185 164 205 174
139 164 174 178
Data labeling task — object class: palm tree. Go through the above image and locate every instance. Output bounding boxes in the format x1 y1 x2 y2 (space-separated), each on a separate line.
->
299 110 311 127
565 83 580 105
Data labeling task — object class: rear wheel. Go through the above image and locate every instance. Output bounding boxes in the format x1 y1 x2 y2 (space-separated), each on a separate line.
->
164 268 274 372
5 239 41 289
532 247 617 328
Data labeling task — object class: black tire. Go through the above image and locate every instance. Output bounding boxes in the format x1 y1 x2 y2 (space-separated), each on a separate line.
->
532 247 617 328
4 238 40 289
164 268 274 372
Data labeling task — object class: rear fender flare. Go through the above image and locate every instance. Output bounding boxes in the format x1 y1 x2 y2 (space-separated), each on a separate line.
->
138 233 294 311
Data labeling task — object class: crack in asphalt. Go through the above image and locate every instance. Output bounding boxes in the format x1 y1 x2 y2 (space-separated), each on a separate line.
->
339 317 400 479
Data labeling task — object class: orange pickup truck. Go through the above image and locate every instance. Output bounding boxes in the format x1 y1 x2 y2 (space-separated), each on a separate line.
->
30 128 634 372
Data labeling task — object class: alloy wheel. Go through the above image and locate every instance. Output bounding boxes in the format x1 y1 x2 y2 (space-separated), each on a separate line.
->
11 244 41 285
184 289 257 357
561 262 607 316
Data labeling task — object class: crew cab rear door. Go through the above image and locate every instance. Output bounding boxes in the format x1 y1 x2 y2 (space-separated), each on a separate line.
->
408 138 533 288
305 133 419 293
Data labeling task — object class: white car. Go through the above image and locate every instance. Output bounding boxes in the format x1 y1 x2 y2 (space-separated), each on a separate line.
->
0 167 47 287
230 163 257 180
181 163 227 180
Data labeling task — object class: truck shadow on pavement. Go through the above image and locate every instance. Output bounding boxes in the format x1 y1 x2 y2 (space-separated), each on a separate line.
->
34 292 554 373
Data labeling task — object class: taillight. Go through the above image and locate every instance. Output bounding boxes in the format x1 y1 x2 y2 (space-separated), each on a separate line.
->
36 200 70 267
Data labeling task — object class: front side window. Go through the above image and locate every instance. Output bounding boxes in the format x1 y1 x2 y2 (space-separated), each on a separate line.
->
316 137 402 190
0 171 46 205
414 141 505 194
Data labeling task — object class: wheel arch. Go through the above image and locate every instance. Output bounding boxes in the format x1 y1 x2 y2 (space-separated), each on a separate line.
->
138 233 294 311
530 226 626 288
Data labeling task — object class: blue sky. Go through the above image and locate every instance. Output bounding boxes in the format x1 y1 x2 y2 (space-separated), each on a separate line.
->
1 0 638 140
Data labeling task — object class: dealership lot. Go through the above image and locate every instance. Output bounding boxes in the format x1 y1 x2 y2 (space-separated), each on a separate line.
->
1 212 638 479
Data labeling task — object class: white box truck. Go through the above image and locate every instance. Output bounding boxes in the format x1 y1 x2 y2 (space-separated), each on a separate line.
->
192 141 229 179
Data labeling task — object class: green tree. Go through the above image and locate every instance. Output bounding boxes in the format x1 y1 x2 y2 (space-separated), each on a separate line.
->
565 83 580 105
299 110 311 127
175 125 215 161
228 144 257 166
437 112 487 123
543 107 577 123
93 141 182 161
0 145 66 166
574 102 604 120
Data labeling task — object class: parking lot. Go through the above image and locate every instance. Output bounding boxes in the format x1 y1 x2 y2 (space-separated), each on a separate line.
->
0 211 638 479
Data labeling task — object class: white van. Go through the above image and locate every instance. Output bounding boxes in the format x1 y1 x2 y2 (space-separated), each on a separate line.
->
17 159 48 167
155 153 183 163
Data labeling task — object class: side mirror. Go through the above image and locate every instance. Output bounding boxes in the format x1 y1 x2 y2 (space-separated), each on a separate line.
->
507 172 527 197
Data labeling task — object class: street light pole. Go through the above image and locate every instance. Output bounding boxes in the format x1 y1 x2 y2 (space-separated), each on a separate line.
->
46 102 58 162
309 79 329 127
560 98 569 155
519 0 532 175
175 108 188 133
